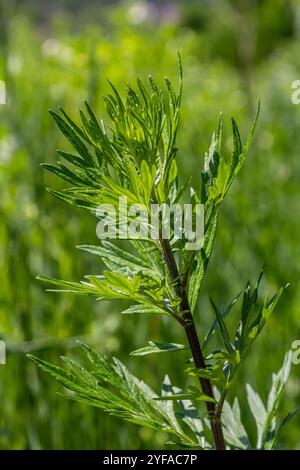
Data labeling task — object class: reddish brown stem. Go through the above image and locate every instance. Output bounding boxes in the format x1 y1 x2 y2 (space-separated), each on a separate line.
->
160 238 226 450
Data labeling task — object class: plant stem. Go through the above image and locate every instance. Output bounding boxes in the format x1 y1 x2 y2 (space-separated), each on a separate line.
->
160 238 226 450
216 388 228 422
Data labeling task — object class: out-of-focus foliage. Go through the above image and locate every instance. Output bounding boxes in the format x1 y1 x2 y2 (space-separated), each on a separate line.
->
0 0 300 449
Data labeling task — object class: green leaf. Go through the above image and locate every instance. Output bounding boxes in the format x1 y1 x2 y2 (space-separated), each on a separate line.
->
41 162 99 188
122 303 171 317
222 397 250 449
203 292 240 350
46 188 97 210
226 101 260 191
77 243 161 285
200 114 223 204
154 393 215 403
188 211 218 312
176 396 207 449
246 383 267 448
166 159 178 190
37 274 131 301
210 299 234 354
154 393 195 401
50 110 94 166
232 101 260 177
267 352 292 417
247 285 287 344
103 271 136 294
130 341 188 356
159 375 183 436
57 150 89 169
238 270 264 348
78 242 149 268
29 345 177 435
87 275 130 300
157 375 208 447
36 275 97 295
140 160 153 204
244 353 293 450
185 366 220 382
208 157 229 203
60 356 100 389
228 118 243 182
28 355 84 390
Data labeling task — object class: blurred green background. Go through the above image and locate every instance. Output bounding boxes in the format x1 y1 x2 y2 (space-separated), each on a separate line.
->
0 0 300 449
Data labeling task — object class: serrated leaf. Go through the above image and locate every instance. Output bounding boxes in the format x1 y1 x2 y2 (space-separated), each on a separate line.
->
226 102 260 190
246 383 267 448
244 353 293 450
188 211 218 312
29 344 195 441
36 275 97 295
267 352 292 416
247 285 286 344
50 110 94 166
130 341 188 356
185 367 219 382
159 375 183 435
208 157 229 203
77 243 161 285
57 150 89 169
203 292 240 350
141 160 153 204
103 271 135 294
154 393 215 403
222 397 250 449
210 299 234 354
122 303 171 317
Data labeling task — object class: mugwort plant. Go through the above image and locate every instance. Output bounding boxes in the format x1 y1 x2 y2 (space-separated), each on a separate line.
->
29 57 297 450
